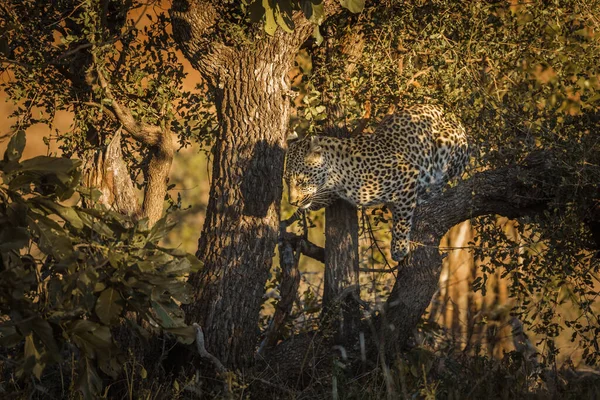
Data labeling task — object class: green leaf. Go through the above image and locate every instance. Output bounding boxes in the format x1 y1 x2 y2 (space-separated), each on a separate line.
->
77 209 115 237
275 0 295 33
0 226 29 251
0 326 23 348
69 322 115 361
3 130 26 163
340 0 365 13
146 216 176 243
95 288 123 325
11 156 80 177
300 0 313 19
150 300 185 329
310 2 324 24
77 357 102 400
28 215 73 260
248 0 265 23
165 325 196 345
23 333 45 379
263 0 277 35
6 156 81 200
31 198 84 229
30 317 60 362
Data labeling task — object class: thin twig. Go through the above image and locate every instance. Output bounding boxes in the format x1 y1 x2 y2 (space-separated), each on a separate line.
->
192 323 227 374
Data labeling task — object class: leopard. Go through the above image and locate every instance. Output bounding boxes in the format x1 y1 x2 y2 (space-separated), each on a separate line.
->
284 104 470 262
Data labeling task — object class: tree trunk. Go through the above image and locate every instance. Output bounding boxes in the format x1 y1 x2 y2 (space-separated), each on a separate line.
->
169 0 342 369
323 200 361 345
317 23 365 344
183 53 289 367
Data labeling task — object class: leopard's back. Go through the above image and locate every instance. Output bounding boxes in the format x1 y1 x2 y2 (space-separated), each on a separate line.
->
371 104 469 200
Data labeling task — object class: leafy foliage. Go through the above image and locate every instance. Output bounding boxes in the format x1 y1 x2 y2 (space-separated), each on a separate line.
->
289 0 600 365
0 0 216 183
245 0 365 36
0 132 201 398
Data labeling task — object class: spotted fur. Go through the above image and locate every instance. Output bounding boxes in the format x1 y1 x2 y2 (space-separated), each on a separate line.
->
284 104 470 262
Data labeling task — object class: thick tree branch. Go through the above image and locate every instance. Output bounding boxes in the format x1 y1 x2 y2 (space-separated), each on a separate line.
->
169 0 228 80
91 59 174 226
170 0 341 85
95 62 163 145
379 150 557 355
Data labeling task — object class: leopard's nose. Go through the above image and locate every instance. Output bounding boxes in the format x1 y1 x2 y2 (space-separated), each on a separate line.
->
288 187 299 205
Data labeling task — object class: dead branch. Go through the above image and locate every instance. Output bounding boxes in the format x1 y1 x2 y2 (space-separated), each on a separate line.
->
82 129 140 216
193 323 227 374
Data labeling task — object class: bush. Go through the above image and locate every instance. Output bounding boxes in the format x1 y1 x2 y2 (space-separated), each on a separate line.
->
0 131 201 398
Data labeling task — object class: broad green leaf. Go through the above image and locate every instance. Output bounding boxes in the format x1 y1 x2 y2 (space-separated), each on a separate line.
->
31 198 84 229
146 216 177 243
69 319 101 335
77 210 115 237
6 200 28 226
28 215 73 260
6 156 81 200
3 130 26 163
275 0 295 33
77 357 102 400
96 345 123 378
23 333 44 379
95 288 123 325
161 258 192 275
0 226 29 251
186 254 203 273
30 317 60 362
310 2 324 24
263 0 277 35
0 326 23 348
248 0 266 23
70 323 115 361
150 300 185 329
340 0 365 13
77 186 103 202
300 0 313 19
12 156 80 177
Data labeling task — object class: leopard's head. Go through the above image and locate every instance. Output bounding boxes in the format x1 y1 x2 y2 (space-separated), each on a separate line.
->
284 135 330 210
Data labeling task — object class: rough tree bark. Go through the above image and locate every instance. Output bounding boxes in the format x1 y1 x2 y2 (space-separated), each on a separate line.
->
170 0 341 367
321 109 362 345
322 200 361 343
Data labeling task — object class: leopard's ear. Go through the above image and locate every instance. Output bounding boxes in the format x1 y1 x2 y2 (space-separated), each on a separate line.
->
309 136 323 153
286 131 299 143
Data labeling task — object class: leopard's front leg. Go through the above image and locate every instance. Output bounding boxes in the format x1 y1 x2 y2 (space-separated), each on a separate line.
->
388 185 418 262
